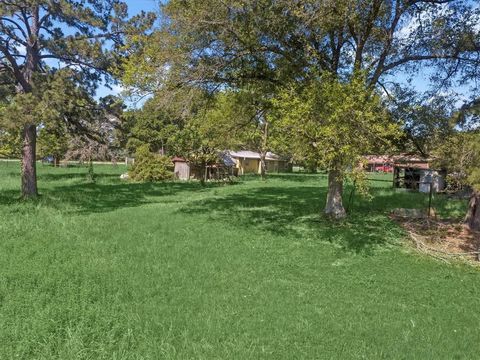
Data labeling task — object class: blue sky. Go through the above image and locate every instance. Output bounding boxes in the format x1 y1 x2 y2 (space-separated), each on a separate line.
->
125 0 159 15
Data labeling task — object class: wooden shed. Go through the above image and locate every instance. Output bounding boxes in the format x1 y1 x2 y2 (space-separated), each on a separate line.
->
172 157 191 180
172 155 236 181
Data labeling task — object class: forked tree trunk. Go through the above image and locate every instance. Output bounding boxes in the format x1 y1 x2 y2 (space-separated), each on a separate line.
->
21 124 38 198
465 191 480 231
324 169 346 219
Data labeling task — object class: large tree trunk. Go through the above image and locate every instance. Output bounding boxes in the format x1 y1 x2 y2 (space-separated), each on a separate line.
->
465 191 480 231
21 124 38 198
324 169 346 219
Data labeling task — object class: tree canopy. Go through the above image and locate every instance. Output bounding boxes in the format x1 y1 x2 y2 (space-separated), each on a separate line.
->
119 0 480 216
0 0 145 197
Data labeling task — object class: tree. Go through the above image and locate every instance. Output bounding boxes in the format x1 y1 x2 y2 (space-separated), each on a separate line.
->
388 87 457 157
0 68 17 158
129 144 172 182
208 89 275 179
168 90 237 184
273 74 399 218
0 0 129 197
123 0 480 217
434 130 480 231
64 94 125 164
126 96 181 155
37 124 69 166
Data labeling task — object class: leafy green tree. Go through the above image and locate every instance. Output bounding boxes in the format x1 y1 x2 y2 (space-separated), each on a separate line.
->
434 131 480 231
126 97 180 155
388 88 457 157
169 98 229 184
123 0 480 217
37 124 69 166
0 0 129 197
208 89 277 178
129 144 172 182
273 75 399 218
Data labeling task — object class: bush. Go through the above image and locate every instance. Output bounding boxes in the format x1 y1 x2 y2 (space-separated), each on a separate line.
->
129 145 173 182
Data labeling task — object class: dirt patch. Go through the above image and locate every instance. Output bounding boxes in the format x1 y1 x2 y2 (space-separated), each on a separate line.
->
391 210 480 263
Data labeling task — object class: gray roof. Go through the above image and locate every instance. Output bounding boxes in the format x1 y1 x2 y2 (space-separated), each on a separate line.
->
228 150 281 161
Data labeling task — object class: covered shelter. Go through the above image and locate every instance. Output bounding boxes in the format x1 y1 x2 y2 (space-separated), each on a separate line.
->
172 155 236 181
392 155 446 193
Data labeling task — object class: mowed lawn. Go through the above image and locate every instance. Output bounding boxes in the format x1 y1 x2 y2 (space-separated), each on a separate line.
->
0 161 479 359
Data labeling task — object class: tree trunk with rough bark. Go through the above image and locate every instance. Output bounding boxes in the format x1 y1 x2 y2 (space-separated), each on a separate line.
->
324 169 346 219
465 191 480 231
21 124 38 198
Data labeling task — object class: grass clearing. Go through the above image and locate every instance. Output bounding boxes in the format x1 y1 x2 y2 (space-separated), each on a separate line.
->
0 162 478 359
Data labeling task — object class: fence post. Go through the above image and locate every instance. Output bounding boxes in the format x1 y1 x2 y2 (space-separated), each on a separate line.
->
428 182 433 218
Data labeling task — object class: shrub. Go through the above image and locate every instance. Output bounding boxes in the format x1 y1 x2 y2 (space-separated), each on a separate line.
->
129 145 173 181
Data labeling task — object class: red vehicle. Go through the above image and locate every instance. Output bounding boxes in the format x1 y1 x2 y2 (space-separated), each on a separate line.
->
374 165 393 173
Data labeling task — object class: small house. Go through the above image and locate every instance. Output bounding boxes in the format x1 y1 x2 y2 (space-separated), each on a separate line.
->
228 150 291 175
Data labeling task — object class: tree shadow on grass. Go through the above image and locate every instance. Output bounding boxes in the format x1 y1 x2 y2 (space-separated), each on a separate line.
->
37 172 121 182
179 185 414 254
266 173 328 182
0 178 230 214
49 181 234 214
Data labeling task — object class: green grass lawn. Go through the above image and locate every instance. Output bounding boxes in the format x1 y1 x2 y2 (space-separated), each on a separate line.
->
0 162 478 359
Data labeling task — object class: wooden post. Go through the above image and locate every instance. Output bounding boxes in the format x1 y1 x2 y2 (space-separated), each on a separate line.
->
393 167 398 188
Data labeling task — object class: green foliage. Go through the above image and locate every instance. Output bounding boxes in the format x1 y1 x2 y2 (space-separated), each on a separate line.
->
468 168 480 192
389 88 457 156
126 97 180 154
37 126 69 162
434 131 480 191
0 1 129 94
2 70 99 149
272 75 400 176
124 1 480 95
0 128 21 158
129 145 173 182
